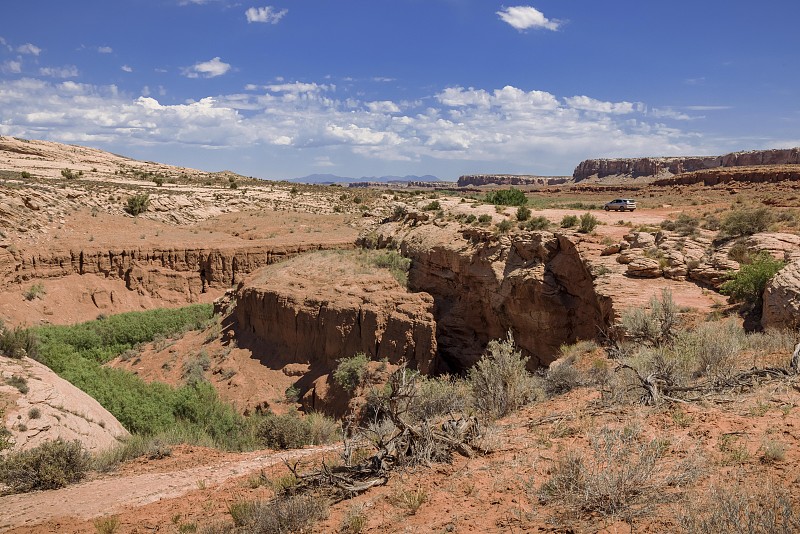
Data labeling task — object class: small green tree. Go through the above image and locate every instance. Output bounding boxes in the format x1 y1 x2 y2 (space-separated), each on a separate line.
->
125 194 150 216
719 207 773 238
516 205 531 221
333 353 370 392
720 252 785 309
578 212 599 233
561 214 579 228
485 188 528 207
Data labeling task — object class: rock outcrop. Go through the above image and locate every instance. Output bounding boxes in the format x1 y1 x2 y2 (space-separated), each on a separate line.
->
457 175 569 187
574 147 800 181
364 221 613 370
1 356 128 453
762 260 800 329
232 251 437 374
5 243 351 299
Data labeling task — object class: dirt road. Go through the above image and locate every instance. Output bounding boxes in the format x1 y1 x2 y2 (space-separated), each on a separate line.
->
0 444 340 532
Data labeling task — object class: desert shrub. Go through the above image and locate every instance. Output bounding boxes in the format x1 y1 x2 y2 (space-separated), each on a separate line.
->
485 188 528 206
679 483 800 534
361 249 411 287
333 353 370 393
152 176 164 186
578 212 599 233
516 205 531 221
422 200 441 211
24 283 46 301
93 516 120 534
719 207 774 238
477 214 492 225
409 375 472 421
544 361 581 397
726 240 752 264
340 503 368 533
621 288 678 346
227 494 328 534
540 426 678 520
124 193 150 216
496 219 513 233
0 439 89 493
660 213 699 236
256 412 338 450
182 351 211 386
720 252 784 308
465 214 477 224
20 171 31 179
0 409 10 452
522 216 551 231
6 374 29 394
0 323 38 359
561 214 579 228
468 333 535 419
675 320 743 379
61 168 77 179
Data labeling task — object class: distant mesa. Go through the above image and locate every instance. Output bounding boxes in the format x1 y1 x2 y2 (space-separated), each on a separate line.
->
573 147 800 182
457 174 570 187
290 173 441 185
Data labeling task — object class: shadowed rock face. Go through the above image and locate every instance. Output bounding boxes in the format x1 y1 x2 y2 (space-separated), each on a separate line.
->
763 260 800 330
365 222 613 371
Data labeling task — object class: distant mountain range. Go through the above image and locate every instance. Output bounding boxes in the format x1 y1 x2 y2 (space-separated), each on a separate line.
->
289 173 441 184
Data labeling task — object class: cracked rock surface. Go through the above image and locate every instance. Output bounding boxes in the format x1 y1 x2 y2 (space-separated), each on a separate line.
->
0 356 128 453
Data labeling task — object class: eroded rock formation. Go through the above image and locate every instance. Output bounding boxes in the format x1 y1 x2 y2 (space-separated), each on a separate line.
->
5 243 351 299
232 251 437 374
574 147 800 181
363 220 613 370
763 260 800 329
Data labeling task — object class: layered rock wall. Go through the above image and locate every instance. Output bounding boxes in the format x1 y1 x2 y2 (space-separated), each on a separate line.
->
366 222 613 370
573 147 800 181
4 243 349 299
231 253 438 374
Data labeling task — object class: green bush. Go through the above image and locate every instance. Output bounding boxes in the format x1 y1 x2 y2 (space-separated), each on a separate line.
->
0 408 10 452
468 333 535 419
0 323 38 359
720 252 784 308
578 212 599 233
125 193 150 216
24 283 46 301
422 200 441 211
227 494 328 533
516 205 531 221
256 412 338 450
660 213 699 236
27 305 259 448
361 250 411 287
20 171 31 179
333 353 370 393
61 168 77 179
485 188 528 206
496 219 513 233
477 214 492 225
719 207 774 237
522 216 551 231
561 214 579 228
0 439 89 493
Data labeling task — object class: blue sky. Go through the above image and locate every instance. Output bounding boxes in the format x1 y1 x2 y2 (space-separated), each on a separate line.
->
1 1 798 180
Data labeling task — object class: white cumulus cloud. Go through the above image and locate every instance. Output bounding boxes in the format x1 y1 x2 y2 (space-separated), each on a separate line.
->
98 46 113 54
182 57 231 78
497 6 560 31
121 65 133 73
16 43 41 55
245 6 288 24
39 65 79 78
564 95 641 114
1 60 21 74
